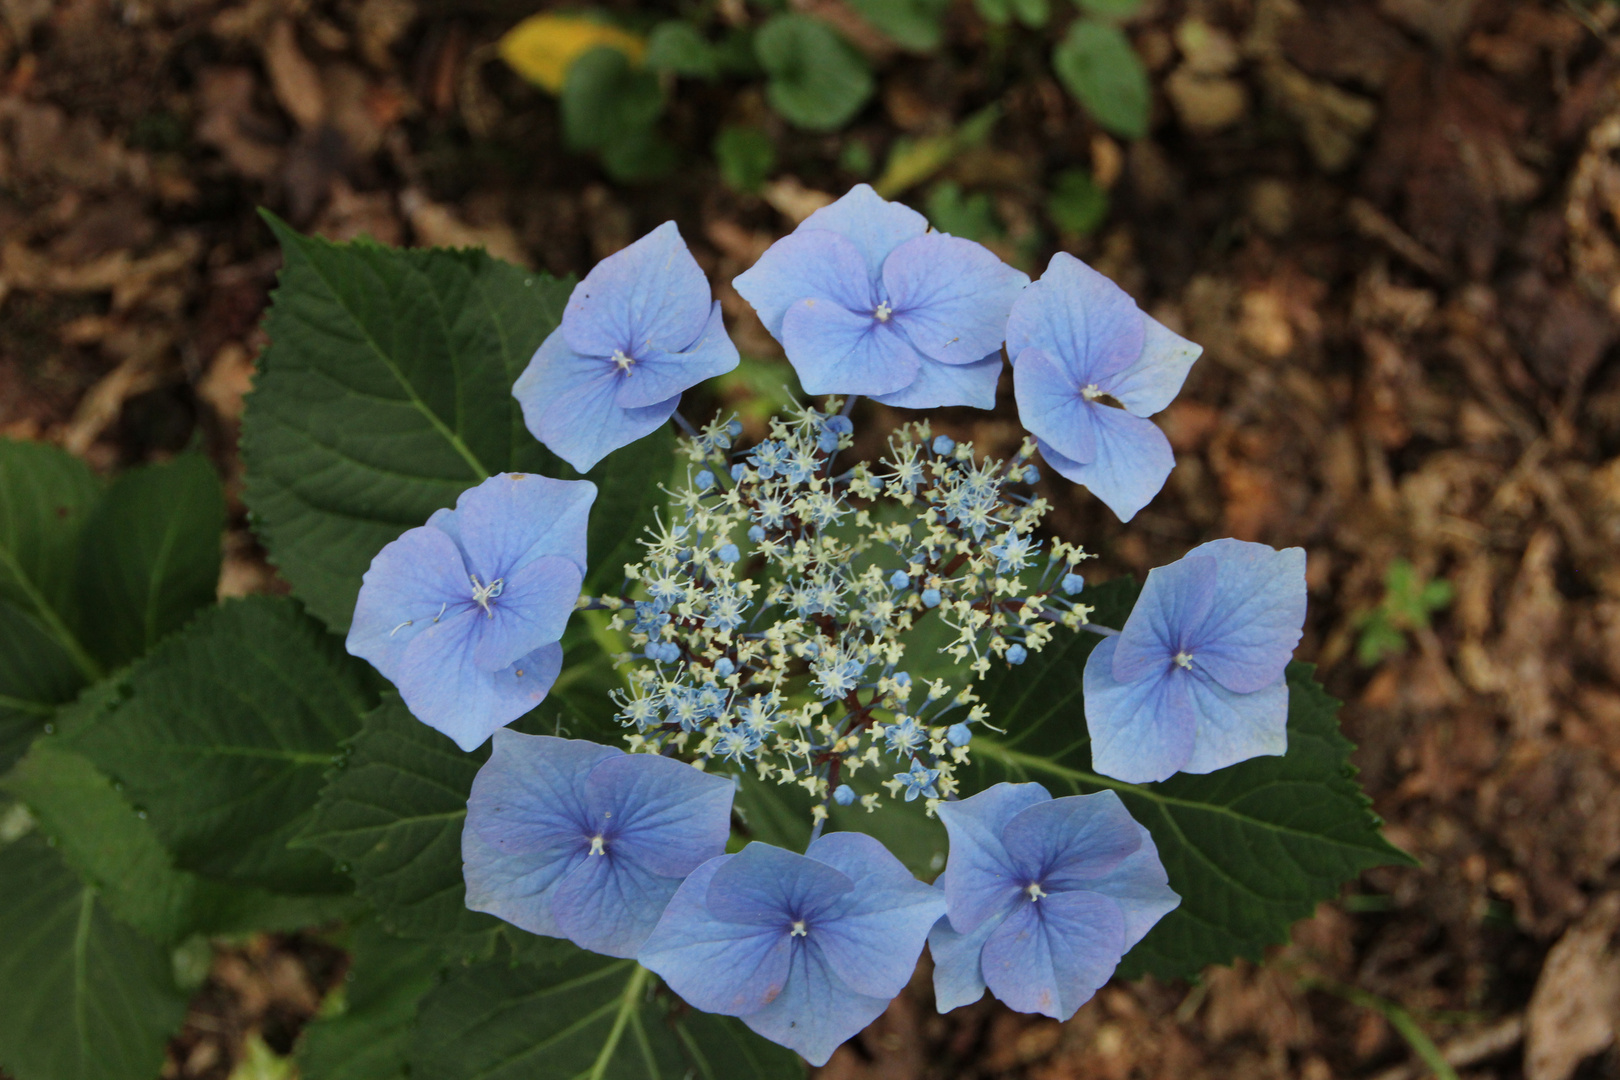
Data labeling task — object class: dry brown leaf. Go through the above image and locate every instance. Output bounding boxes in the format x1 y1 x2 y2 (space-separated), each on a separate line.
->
763 177 835 225
400 188 530 267
1525 893 1620 1080
263 19 326 129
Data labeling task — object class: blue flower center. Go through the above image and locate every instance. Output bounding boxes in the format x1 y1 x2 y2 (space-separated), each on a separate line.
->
612 349 636 373
470 574 504 618
1081 383 1104 401
789 919 809 937
588 835 607 855
1025 882 1048 902
1173 650 1194 670
873 301 893 323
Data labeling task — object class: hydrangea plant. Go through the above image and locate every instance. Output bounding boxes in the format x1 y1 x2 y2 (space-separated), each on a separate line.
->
0 191 1409 1080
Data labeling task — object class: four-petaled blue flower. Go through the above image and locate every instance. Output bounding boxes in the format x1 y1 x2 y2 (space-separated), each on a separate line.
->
733 184 1029 410
462 733 734 958
346 473 594 751
929 783 1178 1020
638 834 946 1065
514 221 739 472
1008 252 1202 522
1083 539 1307 783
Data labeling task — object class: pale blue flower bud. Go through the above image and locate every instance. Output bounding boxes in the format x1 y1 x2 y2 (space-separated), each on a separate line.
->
730 463 747 482
695 470 715 491
713 657 736 677
1006 644 1027 665
726 419 744 438
889 570 910 589
747 525 765 543
717 543 740 564
946 723 972 746
932 435 955 455
1061 573 1085 595
921 588 942 608
833 784 856 806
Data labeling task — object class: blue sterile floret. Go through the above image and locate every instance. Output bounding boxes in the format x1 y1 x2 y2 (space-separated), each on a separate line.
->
346 473 595 751
1008 252 1203 522
461 732 734 958
513 221 739 472
733 184 1029 409
1083 539 1307 783
638 834 945 1065
929 783 1180 1020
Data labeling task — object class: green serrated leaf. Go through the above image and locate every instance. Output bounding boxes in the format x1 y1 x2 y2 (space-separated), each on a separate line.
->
64 595 377 894
0 599 83 772
4 742 360 942
0 438 103 684
847 0 950 50
959 579 1411 980
1052 19 1150 140
297 923 445 1080
0 834 188 1080
297 693 503 959
755 15 874 132
413 947 803 1079
243 221 675 631
74 453 225 669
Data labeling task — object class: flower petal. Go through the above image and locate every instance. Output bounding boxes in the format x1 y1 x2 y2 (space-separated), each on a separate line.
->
467 555 583 672
613 300 740 408
462 821 584 940
514 329 679 473
1000 791 1141 889
928 909 1000 1012
935 782 1051 934
392 619 559 748
802 831 946 998
1110 554 1217 683
882 232 1028 366
1035 405 1174 522
781 297 922 396
1083 637 1197 783
1182 668 1289 774
638 854 795 1016
1064 822 1179 951
1013 347 1098 464
704 841 854 927
560 221 712 360
582 753 734 878
740 942 894 1067
453 472 597 579
732 228 878 341
1101 314 1202 418
550 846 684 957
346 525 473 678
1006 252 1145 388
980 889 1126 1021
1181 539 1307 694
868 351 1002 410
796 183 929 281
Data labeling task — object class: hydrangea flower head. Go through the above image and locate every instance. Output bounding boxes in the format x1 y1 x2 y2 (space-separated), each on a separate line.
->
733 184 1029 410
462 732 734 958
1008 253 1202 521
929 783 1178 1020
346 472 593 750
1083 539 1307 783
514 221 739 472
638 832 946 1065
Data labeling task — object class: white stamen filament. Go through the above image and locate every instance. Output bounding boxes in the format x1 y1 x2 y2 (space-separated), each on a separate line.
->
470 575 505 618
1173 651 1194 670
613 349 635 373
389 620 413 636
790 919 808 937
589 835 607 855
1026 882 1047 901
873 302 893 323
1081 383 1104 401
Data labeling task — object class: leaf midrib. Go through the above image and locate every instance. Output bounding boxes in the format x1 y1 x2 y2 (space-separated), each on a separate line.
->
0 541 102 683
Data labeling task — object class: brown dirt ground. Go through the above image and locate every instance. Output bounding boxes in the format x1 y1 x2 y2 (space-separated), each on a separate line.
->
4 0 1620 1077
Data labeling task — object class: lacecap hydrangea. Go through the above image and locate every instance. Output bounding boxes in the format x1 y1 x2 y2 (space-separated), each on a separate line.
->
340 187 1312 1064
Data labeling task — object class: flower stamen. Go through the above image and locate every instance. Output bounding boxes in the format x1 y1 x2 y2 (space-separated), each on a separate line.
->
790 919 809 937
613 349 636 373
471 575 505 618
1026 882 1048 901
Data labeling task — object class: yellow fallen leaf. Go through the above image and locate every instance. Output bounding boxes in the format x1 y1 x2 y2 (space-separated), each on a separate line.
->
498 13 645 94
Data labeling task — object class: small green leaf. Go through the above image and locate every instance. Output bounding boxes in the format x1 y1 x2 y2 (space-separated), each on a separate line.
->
1077 0 1143 18
0 834 188 1080
0 601 83 773
714 125 777 194
755 15 874 132
847 0 950 50
960 579 1412 980
974 0 1049 27
924 181 1000 242
65 596 378 895
646 21 721 79
872 105 1000 198
412 947 802 1079
1046 167 1110 234
4 742 360 943
0 438 103 684
562 46 665 153
297 923 445 1080
244 218 673 633
1052 20 1150 140
74 453 225 669
297 694 503 959
599 126 679 184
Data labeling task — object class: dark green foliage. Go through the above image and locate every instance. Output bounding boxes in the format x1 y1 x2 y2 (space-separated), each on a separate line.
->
755 15 874 132
297 923 446 1080
1047 168 1110 234
847 0 951 50
0 834 188 1080
715 125 777 193
1053 20 1151 140
960 580 1414 979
